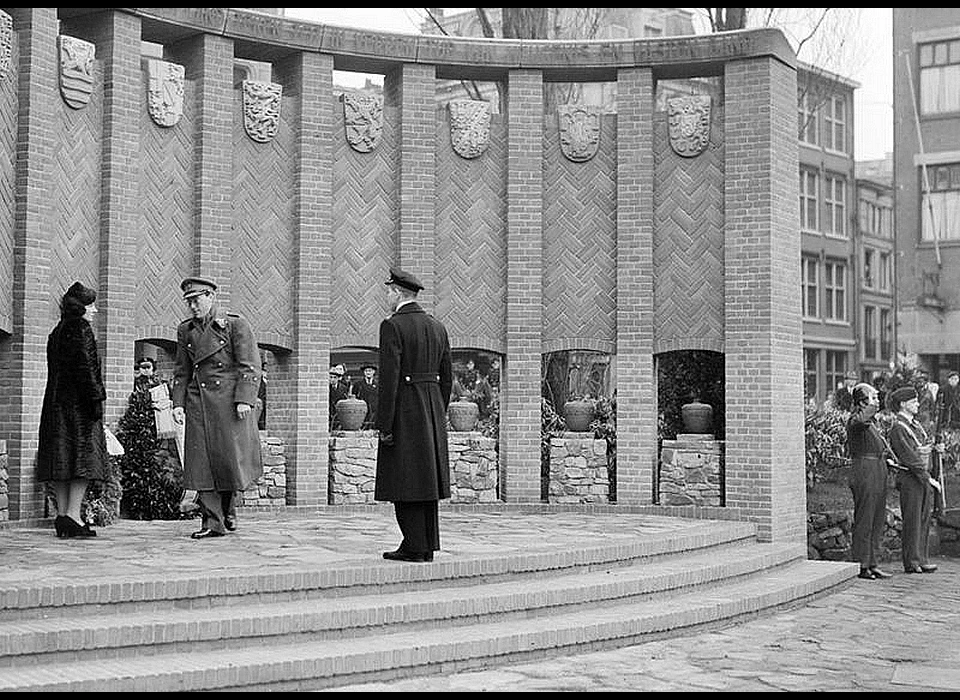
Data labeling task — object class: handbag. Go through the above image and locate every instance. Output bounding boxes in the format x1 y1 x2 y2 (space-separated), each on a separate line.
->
150 383 178 439
103 425 125 456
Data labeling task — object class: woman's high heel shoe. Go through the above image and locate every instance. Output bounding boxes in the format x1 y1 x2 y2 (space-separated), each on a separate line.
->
61 516 97 538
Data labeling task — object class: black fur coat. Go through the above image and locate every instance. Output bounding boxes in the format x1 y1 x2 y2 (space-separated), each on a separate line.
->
36 316 108 482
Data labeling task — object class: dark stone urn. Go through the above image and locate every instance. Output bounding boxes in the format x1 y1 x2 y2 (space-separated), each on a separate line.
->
680 400 713 434
448 399 479 431
336 396 368 431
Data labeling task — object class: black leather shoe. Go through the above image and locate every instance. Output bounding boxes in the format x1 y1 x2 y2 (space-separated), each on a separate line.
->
190 529 225 540
857 569 876 580
920 564 938 573
904 565 924 574
869 567 892 579
61 516 96 538
224 516 237 532
382 549 433 562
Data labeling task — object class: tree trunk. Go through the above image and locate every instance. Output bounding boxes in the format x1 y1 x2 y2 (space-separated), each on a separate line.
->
502 7 549 40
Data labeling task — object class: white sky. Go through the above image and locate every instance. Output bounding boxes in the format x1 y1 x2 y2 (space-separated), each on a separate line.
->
283 7 893 162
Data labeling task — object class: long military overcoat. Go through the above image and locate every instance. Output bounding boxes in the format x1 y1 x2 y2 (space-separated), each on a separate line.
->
171 311 262 491
36 316 109 482
375 302 452 502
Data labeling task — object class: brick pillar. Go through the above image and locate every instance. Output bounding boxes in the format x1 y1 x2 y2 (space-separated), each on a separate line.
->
273 51 332 506
724 57 804 543
169 33 233 302
388 64 436 310
75 11 141 428
615 67 656 504
3 8 59 519
502 70 543 503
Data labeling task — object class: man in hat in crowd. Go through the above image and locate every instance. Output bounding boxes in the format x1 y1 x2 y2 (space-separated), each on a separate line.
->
832 370 860 412
937 370 960 430
375 267 452 562
352 363 379 429
328 364 349 429
887 385 944 574
171 277 263 539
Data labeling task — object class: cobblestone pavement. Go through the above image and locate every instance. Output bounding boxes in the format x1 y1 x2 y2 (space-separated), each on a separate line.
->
2 509 957 692
329 556 960 693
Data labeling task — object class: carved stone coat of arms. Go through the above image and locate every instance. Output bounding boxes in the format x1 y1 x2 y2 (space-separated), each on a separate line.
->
242 80 282 143
448 99 490 160
558 105 601 163
668 95 712 158
342 92 382 153
58 35 95 110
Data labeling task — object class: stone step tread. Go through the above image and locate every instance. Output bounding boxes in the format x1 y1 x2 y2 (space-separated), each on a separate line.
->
0 520 758 612
0 542 806 658
0 559 856 692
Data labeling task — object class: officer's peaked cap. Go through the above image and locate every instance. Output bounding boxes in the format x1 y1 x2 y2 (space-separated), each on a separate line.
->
384 267 423 292
181 277 218 299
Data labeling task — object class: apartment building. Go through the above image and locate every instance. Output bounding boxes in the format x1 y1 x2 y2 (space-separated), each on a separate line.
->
893 9 960 382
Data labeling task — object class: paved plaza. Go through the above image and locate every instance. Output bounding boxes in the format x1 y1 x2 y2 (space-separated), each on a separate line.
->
0 508 957 692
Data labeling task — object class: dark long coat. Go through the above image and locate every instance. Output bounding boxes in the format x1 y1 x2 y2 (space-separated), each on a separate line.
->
37 316 109 482
375 302 452 502
352 377 379 426
171 311 262 491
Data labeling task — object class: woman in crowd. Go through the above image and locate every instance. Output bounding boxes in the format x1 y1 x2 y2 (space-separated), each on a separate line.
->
36 281 108 538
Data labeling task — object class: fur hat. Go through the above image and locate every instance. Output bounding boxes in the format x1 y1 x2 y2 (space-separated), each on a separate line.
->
64 281 97 306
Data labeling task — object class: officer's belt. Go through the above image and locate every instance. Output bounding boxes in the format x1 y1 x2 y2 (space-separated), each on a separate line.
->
403 373 440 384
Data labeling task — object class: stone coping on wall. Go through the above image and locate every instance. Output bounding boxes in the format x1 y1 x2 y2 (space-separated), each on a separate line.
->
71 8 795 80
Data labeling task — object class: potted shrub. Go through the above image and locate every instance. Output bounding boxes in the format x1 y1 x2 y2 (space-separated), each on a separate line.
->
562 364 596 432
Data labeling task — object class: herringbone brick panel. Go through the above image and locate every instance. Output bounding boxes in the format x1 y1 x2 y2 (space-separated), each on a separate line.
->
137 84 195 340
435 113 506 350
231 93 296 350
50 74 102 329
331 104 396 348
0 38 16 332
652 110 724 350
542 114 617 350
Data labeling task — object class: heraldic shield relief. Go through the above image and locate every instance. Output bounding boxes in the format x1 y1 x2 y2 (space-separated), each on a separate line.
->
449 99 490 160
0 10 12 80
558 105 601 163
668 95 712 158
58 35 95 110
242 80 283 143
342 91 383 153
145 59 185 128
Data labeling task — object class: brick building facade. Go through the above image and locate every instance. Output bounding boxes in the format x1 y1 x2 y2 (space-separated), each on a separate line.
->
0 8 802 542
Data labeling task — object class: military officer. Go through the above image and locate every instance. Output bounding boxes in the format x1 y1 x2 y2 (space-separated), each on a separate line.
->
375 267 452 562
171 277 263 539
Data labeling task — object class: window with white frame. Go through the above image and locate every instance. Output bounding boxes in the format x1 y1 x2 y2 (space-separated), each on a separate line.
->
859 199 891 238
824 259 847 321
802 256 819 319
800 168 819 231
879 252 891 291
921 163 960 241
880 308 892 360
864 305 877 359
919 40 960 116
823 94 846 153
825 350 848 393
797 90 818 145
863 248 874 288
824 174 846 237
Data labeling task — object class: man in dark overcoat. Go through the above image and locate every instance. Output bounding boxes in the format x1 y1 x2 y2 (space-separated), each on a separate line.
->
171 277 263 539
375 267 452 562
353 363 379 428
